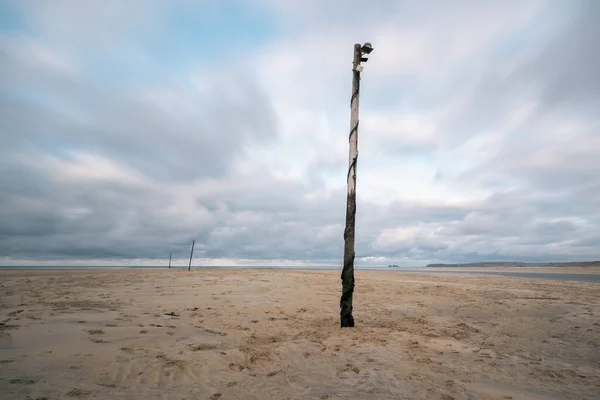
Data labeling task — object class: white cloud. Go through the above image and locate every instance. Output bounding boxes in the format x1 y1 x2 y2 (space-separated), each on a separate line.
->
40 153 146 185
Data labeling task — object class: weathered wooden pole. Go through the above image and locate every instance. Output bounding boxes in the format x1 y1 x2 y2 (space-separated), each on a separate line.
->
168 252 172 269
188 240 195 271
340 42 373 328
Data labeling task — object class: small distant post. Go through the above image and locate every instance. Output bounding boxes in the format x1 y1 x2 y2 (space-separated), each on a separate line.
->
188 240 195 271
168 252 172 269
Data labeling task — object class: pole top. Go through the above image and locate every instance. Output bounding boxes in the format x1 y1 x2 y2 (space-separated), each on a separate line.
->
361 42 373 54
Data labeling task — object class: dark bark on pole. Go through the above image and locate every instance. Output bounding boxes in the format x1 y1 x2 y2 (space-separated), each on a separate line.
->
340 44 362 328
188 240 195 271
168 252 172 269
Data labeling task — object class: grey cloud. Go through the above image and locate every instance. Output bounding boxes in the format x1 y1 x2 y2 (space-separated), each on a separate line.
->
2 1 600 265
447 1 598 136
1 36 278 182
370 2 599 157
2 149 600 264
5 134 595 264
0 162 346 262
411 2 600 263
0 33 281 261
519 1 600 112
354 185 600 264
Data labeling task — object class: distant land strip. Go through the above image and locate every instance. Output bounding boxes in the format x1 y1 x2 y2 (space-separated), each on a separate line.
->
424 261 600 268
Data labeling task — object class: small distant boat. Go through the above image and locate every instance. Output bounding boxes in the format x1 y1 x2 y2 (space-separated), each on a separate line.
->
388 264 399 268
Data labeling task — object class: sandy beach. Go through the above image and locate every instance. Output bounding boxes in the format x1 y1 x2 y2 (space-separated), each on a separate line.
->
1 269 599 400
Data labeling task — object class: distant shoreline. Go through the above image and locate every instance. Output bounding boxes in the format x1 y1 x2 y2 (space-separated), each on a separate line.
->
2 261 600 270
425 261 600 268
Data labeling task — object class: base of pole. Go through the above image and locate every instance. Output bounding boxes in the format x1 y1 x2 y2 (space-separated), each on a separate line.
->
340 313 355 328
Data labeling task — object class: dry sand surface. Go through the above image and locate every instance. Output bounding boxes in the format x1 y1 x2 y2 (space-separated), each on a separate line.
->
1 269 599 400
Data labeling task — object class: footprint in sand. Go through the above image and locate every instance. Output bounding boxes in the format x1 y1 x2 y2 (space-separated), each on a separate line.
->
188 343 219 351
228 362 244 371
86 329 107 343
66 388 92 397
156 354 187 370
9 378 37 384
337 363 360 375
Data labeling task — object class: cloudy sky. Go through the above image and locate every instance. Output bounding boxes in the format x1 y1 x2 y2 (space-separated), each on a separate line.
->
1 1 599 267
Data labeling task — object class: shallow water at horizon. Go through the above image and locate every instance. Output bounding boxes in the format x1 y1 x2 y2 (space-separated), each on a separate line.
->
0 265 599 282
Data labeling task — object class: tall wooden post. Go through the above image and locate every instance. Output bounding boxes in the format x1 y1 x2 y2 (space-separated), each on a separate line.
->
168 252 172 269
188 240 195 271
340 44 363 328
